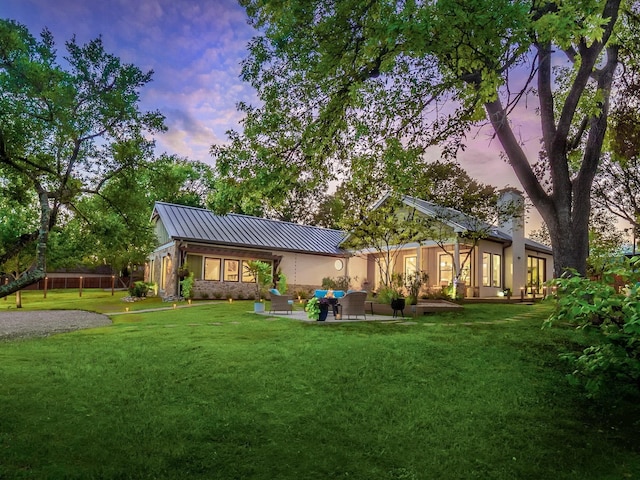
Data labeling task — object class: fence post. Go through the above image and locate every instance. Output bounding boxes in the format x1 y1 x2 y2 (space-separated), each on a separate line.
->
111 275 115 296
44 276 48 299
79 276 83 297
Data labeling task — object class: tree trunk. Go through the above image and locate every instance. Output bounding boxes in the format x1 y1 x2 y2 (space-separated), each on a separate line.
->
544 208 590 277
0 190 50 298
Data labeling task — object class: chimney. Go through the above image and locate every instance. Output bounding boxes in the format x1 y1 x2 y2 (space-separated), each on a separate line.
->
498 188 525 239
498 188 526 292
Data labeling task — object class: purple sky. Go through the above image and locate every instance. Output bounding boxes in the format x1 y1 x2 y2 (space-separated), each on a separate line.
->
3 0 545 230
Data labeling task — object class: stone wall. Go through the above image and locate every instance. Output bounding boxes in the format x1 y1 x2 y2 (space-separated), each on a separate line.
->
192 281 320 300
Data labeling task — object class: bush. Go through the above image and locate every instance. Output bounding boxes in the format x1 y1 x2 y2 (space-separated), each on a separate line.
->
180 273 195 299
277 272 288 294
129 281 152 298
321 277 337 289
546 260 640 397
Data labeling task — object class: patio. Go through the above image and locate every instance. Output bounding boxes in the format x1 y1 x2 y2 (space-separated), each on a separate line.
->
255 308 400 323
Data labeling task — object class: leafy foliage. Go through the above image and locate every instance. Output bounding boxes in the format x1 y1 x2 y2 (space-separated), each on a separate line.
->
128 281 153 298
546 258 640 396
180 273 195 299
304 296 321 320
218 0 623 278
244 260 273 300
0 19 165 296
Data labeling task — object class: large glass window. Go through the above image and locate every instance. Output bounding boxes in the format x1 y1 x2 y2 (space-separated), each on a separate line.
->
439 254 453 286
404 255 417 278
482 253 491 286
242 260 255 283
149 259 155 284
527 256 546 291
224 259 240 282
482 253 501 287
492 254 501 287
204 258 221 281
161 254 172 290
241 260 272 283
186 254 203 280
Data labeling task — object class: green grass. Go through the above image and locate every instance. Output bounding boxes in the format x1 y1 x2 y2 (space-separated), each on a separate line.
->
1 295 639 479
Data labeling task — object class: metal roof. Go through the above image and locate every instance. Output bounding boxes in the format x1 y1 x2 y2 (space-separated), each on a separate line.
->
152 202 347 256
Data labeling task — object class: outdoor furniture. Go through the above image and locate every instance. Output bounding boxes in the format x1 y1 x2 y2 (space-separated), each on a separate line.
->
337 291 367 320
314 289 345 299
269 291 293 314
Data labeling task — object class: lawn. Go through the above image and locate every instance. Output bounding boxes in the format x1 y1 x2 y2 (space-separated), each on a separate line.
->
1 292 639 479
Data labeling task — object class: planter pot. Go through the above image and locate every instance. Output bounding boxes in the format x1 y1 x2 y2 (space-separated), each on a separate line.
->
390 298 406 317
318 304 329 321
254 302 265 313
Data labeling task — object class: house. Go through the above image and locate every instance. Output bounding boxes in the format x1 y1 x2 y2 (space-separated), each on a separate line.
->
146 189 553 299
352 190 553 298
147 202 360 299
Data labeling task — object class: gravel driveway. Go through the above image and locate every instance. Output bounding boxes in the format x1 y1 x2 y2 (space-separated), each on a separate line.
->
0 310 112 340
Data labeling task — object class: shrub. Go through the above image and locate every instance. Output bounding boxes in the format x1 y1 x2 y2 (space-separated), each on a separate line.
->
277 272 288 294
546 260 640 397
321 277 338 289
128 281 152 298
405 271 429 305
180 272 195 299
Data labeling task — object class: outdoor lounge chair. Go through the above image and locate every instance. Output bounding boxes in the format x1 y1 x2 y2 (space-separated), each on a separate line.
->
269 290 293 314
338 291 367 320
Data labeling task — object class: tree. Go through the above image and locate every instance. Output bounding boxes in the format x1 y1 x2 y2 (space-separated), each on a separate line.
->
341 196 425 291
0 20 165 297
214 0 623 277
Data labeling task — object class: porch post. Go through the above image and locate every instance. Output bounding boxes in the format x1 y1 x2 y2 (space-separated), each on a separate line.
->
453 234 460 296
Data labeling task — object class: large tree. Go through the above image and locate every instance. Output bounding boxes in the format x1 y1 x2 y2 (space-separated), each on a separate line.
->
214 0 623 277
0 20 165 297
592 4 640 241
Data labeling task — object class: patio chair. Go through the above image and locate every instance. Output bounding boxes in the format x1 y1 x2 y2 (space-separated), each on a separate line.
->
269 291 294 314
338 291 367 320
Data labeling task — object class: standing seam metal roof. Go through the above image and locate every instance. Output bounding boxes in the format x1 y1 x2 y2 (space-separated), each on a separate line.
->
152 202 346 255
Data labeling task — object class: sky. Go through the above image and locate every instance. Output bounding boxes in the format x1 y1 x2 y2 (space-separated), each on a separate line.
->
2 0 545 230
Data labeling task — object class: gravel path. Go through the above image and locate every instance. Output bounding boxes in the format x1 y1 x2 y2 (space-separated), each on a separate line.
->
0 310 112 340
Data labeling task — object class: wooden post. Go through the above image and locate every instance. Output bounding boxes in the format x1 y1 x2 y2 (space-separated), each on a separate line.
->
44 276 48 299
111 275 115 296
79 276 83 297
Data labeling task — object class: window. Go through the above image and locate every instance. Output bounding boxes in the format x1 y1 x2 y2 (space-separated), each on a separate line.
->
404 255 417 278
482 253 502 288
204 258 221 281
492 254 501 287
161 254 172 290
439 254 453 285
242 260 255 283
528 256 546 291
186 254 203 280
482 253 490 286
224 259 240 282
149 259 155 284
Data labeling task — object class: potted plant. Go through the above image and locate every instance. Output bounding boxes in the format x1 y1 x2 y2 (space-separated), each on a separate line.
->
305 297 330 321
244 260 273 312
390 273 406 312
